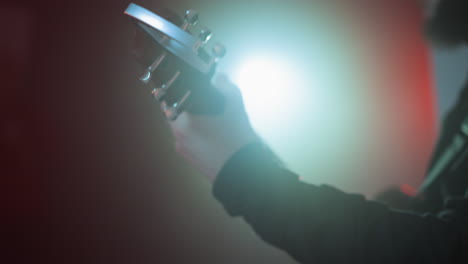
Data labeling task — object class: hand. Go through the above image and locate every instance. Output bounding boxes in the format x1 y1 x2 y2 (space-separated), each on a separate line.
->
167 74 259 182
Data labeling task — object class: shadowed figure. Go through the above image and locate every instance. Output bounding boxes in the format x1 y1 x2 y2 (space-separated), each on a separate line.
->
160 0 468 263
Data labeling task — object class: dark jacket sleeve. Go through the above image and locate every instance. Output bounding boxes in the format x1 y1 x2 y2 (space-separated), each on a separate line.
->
212 142 468 264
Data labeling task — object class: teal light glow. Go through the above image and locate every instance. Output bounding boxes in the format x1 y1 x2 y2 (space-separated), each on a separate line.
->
193 1 434 196
212 3 374 194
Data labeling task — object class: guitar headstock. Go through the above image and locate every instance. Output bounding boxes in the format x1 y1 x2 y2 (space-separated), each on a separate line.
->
124 3 226 120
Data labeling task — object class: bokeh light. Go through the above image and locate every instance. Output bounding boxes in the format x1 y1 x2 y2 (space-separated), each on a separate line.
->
234 54 307 131
205 1 435 195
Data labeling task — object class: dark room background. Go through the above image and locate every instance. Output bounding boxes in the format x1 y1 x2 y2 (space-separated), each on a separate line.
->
3 0 467 263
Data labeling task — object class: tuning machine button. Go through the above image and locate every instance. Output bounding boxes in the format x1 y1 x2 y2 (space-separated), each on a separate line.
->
181 9 199 30
139 53 167 83
162 90 192 120
198 27 212 43
151 71 181 101
193 27 212 51
151 88 165 101
212 43 226 60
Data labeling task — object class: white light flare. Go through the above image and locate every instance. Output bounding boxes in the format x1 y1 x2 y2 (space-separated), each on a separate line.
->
234 55 309 134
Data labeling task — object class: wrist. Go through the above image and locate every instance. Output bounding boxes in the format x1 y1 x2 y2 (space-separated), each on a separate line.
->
206 132 260 183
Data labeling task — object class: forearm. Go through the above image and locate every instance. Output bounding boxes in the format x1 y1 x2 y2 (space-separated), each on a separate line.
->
213 142 464 264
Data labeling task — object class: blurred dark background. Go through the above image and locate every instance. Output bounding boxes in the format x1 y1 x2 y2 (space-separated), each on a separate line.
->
2 0 466 263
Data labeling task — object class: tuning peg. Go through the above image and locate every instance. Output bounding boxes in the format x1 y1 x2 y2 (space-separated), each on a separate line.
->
184 10 199 25
151 87 166 101
181 9 199 30
193 27 212 50
212 43 226 60
139 53 167 83
151 71 181 101
198 27 212 43
163 90 192 120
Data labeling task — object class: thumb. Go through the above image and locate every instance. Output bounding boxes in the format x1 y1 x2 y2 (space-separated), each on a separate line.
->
212 73 241 97
211 73 245 109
